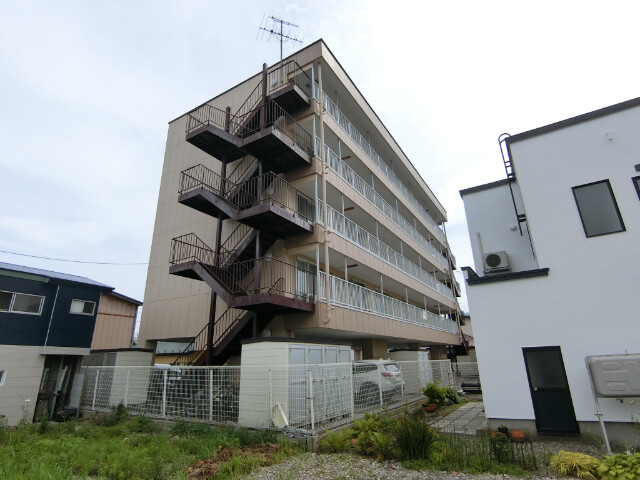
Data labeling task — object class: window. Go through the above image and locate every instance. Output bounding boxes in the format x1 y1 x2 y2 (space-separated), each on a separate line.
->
0 291 45 315
70 299 96 315
633 176 640 201
0 370 6 386
572 180 625 237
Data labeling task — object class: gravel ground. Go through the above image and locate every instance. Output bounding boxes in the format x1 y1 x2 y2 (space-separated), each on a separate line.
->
241 439 608 480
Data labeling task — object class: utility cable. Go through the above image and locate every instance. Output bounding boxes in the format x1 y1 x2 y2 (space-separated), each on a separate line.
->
0 249 148 265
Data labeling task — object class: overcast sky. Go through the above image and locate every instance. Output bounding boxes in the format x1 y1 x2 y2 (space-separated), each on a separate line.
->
2 0 639 316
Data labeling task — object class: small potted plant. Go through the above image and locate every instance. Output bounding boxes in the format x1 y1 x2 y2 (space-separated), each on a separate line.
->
423 402 438 413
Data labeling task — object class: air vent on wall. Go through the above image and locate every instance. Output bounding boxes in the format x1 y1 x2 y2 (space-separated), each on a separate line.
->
483 251 510 273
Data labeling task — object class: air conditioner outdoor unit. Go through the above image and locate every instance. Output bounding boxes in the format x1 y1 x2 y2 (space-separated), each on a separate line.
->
483 251 510 273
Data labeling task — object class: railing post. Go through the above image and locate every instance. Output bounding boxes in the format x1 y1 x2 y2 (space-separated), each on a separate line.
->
261 63 267 130
307 369 315 433
225 106 230 133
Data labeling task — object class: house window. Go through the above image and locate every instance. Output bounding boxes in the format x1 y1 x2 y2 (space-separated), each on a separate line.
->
0 370 6 386
0 291 45 315
70 299 96 316
633 176 640 201
572 180 625 237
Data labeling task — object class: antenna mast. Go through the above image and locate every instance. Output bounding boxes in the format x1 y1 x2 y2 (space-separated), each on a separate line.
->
258 15 302 63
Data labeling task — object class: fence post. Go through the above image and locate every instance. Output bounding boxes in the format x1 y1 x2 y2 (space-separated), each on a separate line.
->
268 368 273 424
209 369 214 423
162 370 167 418
349 363 355 422
124 370 130 406
92 369 99 410
378 367 384 408
307 369 315 432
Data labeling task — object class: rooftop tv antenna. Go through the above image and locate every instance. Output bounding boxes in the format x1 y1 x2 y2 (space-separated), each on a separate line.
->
258 15 302 63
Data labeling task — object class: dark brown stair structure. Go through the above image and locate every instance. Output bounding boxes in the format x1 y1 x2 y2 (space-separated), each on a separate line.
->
171 60 316 365
178 165 315 237
170 234 315 313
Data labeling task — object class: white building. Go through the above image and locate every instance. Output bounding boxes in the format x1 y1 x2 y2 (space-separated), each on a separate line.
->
460 98 640 444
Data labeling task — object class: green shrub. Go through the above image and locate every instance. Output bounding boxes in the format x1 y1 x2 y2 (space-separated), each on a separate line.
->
353 412 380 435
394 415 438 460
444 387 461 404
319 428 354 453
127 415 159 434
550 451 600 480
489 431 511 463
423 381 447 406
598 452 640 480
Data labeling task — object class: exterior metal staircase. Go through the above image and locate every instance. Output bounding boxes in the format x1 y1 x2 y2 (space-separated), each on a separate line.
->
170 60 315 365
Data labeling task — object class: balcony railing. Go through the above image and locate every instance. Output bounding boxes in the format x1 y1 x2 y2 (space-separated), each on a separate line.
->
317 272 459 335
325 205 453 300
316 87 446 241
179 164 236 198
320 144 449 269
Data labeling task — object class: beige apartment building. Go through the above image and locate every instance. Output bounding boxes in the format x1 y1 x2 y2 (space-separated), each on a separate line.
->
138 40 463 365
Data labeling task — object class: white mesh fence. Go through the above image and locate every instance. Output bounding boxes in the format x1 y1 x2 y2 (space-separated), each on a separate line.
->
80 360 479 434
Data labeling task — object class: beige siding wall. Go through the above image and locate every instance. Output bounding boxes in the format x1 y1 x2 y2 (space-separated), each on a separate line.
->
91 294 138 350
0 345 44 426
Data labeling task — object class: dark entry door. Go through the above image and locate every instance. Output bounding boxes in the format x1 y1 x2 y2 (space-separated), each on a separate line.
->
522 346 579 434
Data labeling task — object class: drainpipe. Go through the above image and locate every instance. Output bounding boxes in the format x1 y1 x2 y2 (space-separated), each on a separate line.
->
43 285 60 349
318 61 331 324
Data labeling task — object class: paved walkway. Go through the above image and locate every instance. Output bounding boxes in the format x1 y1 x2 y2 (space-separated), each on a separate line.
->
428 402 487 434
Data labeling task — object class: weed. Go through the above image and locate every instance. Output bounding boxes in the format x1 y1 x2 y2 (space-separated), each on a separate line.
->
550 450 600 480
394 415 438 460
319 428 354 453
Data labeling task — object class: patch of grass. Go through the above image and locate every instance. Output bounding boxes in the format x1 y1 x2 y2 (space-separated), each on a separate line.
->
0 416 297 480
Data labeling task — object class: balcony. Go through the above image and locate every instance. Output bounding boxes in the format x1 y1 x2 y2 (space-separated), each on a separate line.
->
265 60 312 112
317 272 459 335
320 144 449 270
316 88 447 242
169 234 315 314
324 205 454 300
178 165 314 238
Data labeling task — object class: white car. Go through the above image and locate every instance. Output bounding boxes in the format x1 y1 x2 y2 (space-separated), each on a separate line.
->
352 360 405 409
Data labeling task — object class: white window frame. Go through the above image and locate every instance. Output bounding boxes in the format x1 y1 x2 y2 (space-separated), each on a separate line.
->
70 299 96 316
0 290 45 315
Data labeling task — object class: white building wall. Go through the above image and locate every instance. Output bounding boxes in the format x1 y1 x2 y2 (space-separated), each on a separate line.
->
462 102 640 438
0 345 44 426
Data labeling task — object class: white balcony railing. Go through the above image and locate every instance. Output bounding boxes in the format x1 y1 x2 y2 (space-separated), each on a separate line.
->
325 205 454 300
314 84 446 242
319 142 449 269
317 272 459 335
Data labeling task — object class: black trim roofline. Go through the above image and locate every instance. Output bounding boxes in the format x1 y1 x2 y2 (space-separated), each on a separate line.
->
507 96 640 145
460 178 514 197
462 266 549 285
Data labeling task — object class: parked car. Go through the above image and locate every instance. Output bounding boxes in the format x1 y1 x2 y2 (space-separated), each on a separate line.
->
352 360 404 409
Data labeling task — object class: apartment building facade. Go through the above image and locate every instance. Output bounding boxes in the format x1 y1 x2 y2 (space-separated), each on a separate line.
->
138 40 462 365
460 98 640 445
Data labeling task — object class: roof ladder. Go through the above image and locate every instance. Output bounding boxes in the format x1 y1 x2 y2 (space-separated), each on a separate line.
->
499 133 526 234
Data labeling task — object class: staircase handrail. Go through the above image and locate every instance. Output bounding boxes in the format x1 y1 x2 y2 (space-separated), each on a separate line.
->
218 223 253 266
170 233 216 267
266 60 312 98
227 155 257 184
233 100 314 156
212 307 246 350
234 171 315 221
179 164 237 199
